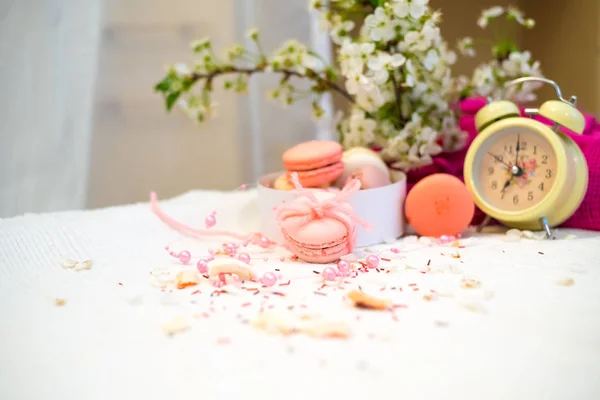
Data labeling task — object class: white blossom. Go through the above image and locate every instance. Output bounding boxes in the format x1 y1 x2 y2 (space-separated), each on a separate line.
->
404 59 418 87
392 0 429 20
246 27 259 40
422 49 439 71
174 63 192 76
507 6 534 28
367 52 406 84
345 73 374 95
477 6 504 29
364 7 397 43
355 85 385 112
330 15 355 45
349 110 377 143
457 37 475 57
339 41 374 77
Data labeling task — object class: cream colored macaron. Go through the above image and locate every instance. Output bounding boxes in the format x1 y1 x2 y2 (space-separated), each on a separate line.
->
335 147 390 187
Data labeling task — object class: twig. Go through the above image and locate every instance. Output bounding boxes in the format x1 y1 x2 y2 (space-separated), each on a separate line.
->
390 72 402 118
190 65 355 105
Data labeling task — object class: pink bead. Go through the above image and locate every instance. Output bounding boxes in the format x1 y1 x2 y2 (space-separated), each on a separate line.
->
438 235 452 244
197 258 209 273
337 260 351 274
263 257 269 262
178 250 191 264
205 213 216 228
238 253 251 264
260 272 277 287
240 184 247 190
279 257 285 262
224 243 237 256
390 248 399 254
322 267 337 281
259 236 270 248
212 280 224 288
366 255 379 269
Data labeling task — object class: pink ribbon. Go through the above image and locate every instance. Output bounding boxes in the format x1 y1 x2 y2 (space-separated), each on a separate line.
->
275 173 372 254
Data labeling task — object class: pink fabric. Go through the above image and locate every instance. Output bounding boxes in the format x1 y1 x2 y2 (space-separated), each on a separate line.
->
275 173 372 254
401 97 600 230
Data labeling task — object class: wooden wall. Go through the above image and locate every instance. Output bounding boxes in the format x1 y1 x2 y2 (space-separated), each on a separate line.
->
522 0 599 115
86 0 242 209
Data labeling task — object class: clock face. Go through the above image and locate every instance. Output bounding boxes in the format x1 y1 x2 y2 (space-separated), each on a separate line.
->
475 126 557 211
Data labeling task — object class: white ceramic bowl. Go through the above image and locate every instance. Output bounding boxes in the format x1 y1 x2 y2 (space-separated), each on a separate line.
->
257 171 407 248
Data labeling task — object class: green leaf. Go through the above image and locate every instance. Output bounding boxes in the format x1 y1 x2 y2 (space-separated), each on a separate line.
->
166 92 181 111
155 76 171 92
492 40 519 60
181 77 194 91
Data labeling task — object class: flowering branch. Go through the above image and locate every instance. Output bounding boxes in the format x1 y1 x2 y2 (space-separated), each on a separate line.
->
154 1 543 172
155 33 355 123
455 5 542 104
191 65 354 104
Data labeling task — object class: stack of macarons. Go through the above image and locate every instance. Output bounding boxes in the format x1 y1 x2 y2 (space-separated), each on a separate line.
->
273 141 392 191
277 189 360 263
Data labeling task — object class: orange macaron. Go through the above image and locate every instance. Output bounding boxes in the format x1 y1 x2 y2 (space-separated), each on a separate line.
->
282 140 344 187
405 173 475 237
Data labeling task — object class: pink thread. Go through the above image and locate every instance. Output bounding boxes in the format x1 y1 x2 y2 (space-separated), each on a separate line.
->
150 192 273 245
275 173 372 254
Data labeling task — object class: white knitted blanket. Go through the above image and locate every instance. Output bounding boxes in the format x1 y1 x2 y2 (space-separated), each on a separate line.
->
1 190 599 400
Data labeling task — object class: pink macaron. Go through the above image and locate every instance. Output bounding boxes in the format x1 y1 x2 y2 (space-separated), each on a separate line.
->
278 191 357 263
282 140 344 187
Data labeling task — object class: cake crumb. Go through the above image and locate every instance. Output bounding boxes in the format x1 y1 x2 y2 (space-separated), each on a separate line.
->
161 316 190 336
459 301 486 313
460 277 481 289
54 298 67 306
347 290 391 310
555 277 575 286
305 320 351 339
175 270 200 289
61 259 93 271
61 259 78 269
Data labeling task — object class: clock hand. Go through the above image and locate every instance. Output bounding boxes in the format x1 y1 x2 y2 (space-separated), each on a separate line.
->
515 133 520 167
487 152 512 169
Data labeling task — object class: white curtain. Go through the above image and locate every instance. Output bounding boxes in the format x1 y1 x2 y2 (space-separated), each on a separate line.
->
0 0 101 218
235 0 334 182
0 0 330 217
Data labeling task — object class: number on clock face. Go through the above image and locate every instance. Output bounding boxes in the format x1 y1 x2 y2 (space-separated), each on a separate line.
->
477 129 557 211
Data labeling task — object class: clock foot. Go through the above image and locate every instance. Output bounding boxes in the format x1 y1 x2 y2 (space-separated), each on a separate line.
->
475 215 492 233
539 216 555 240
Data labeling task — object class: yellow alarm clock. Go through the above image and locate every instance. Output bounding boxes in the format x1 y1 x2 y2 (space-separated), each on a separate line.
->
464 77 588 238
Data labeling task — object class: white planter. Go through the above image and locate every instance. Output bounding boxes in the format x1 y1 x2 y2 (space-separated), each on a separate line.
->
257 171 407 248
